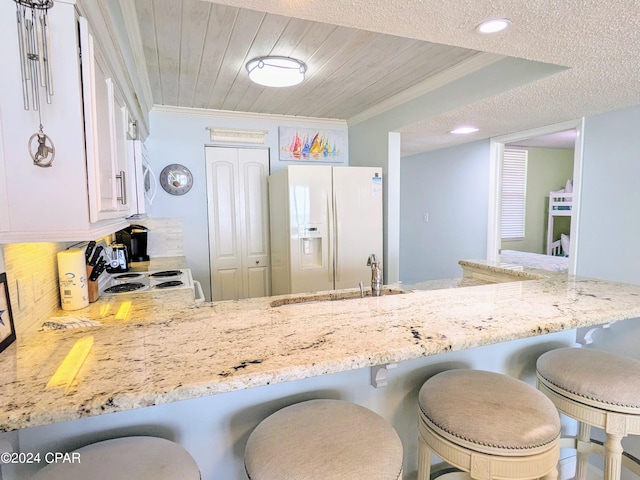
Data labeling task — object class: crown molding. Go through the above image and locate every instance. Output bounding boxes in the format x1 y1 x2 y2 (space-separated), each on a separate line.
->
151 105 348 128
347 52 505 127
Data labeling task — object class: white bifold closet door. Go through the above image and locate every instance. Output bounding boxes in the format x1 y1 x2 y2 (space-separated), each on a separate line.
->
205 146 270 301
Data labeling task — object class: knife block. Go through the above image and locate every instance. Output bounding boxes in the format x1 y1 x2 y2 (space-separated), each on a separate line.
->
86 265 100 303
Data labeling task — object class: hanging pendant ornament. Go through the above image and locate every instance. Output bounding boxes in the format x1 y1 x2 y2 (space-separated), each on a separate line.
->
14 0 56 168
29 124 55 168
14 0 54 110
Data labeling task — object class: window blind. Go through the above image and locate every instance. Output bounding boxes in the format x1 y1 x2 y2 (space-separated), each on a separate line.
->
501 148 528 241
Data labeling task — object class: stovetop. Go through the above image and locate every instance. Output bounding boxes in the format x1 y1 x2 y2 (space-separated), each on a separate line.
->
101 269 194 295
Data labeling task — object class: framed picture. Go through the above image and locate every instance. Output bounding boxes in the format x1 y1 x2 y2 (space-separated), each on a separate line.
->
279 126 345 163
0 272 16 354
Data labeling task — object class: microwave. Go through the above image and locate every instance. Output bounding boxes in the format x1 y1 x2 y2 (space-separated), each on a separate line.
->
127 138 157 215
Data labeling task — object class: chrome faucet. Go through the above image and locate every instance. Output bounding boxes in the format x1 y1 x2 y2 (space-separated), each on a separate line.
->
367 254 382 296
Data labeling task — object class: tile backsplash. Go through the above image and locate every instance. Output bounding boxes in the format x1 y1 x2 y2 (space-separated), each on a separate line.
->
2 242 67 335
127 216 184 257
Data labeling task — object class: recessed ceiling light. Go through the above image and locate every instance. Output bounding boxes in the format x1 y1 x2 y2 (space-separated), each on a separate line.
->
475 18 511 34
450 126 479 134
246 56 307 87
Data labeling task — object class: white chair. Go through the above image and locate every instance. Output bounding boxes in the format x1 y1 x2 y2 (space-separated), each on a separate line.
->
418 369 561 480
537 347 640 480
31 436 200 480
244 399 403 480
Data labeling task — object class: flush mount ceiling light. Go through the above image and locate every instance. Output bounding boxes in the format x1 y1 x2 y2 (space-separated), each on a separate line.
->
246 56 307 87
450 126 480 134
475 18 511 34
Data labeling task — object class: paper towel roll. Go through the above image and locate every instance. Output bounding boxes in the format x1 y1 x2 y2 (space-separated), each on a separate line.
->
57 249 89 311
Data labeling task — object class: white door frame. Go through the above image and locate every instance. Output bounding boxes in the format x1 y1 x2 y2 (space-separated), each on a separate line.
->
486 118 585 275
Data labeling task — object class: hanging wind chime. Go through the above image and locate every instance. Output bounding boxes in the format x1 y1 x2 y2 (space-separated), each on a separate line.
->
14 0 56 168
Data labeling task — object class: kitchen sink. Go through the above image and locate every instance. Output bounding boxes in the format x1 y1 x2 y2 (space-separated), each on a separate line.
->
270 286 409 307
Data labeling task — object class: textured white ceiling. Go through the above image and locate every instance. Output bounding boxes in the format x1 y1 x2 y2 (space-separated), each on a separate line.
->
202 0 640 156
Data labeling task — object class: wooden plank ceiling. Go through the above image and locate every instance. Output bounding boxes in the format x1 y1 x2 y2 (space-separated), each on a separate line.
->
134 0 480 119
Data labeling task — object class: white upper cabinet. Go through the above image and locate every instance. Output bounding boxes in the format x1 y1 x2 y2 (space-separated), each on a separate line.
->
80 16 131 222
0 0 131 242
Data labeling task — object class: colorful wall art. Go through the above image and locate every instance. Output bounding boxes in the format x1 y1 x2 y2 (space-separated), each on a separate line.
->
279 127 345 163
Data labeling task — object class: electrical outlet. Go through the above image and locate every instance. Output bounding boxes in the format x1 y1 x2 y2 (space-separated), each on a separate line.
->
16 277 32 311
423 213 429 223
33 274 46 302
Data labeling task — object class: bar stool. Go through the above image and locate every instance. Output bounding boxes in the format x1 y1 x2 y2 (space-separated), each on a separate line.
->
536 347 640 480
244 399 403 480
418 369 561 480
31 436 200 480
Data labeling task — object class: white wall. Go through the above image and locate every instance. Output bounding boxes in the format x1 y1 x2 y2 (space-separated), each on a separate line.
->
399 140 490 283
146 109 347 301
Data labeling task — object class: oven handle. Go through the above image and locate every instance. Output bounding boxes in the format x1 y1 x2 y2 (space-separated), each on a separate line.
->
193 280 205 303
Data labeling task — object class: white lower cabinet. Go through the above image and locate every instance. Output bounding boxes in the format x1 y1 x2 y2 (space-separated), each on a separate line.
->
0 0 130 243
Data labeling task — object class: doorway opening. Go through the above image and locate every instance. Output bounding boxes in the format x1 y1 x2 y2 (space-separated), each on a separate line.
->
487 119 585 275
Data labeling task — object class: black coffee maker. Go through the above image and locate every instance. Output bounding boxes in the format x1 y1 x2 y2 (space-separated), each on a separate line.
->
116 225 150 263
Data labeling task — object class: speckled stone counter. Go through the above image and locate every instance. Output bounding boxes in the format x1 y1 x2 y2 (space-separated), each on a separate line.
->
1 259 640 432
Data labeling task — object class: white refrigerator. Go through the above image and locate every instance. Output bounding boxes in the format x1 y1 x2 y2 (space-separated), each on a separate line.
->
269 165 383 295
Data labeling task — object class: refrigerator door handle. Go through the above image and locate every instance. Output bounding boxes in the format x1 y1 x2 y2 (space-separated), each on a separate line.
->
327 195 334 285
334 195 340 282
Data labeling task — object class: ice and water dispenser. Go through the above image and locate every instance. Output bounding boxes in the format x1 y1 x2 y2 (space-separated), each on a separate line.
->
298 224 323 268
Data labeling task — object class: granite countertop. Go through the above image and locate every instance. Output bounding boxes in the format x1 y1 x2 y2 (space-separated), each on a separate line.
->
2 259 640 432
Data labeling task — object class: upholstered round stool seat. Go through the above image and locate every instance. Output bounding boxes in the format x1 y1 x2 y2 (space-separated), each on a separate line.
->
536 348 640 480
537 347 640 412
245 399 403 480
31 436 201 480
418 369 561 480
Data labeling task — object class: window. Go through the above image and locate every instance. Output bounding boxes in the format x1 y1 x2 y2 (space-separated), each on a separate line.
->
501 148 528 241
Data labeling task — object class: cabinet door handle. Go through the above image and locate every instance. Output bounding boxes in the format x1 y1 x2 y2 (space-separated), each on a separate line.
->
116 170 127 205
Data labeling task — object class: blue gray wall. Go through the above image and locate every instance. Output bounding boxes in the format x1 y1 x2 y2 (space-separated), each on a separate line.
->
576 104 640 284
399 140 490 283
147 110 347 301
576 104 640 471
